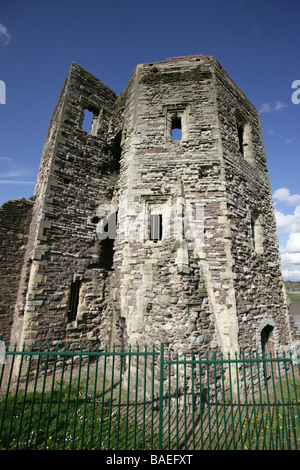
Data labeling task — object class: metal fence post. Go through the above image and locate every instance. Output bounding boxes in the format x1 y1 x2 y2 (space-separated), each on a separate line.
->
158 343 164 450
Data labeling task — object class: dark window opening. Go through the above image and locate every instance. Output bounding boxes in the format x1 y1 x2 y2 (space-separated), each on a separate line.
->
100 236 115 271
261 325 274 355
91 216 100 224
68 280 81 321
237 123 244 155
63 177 72 185
171 115 182 140
235 111 246 156
261 325 275 378
111 131 122 173
150 214 163 242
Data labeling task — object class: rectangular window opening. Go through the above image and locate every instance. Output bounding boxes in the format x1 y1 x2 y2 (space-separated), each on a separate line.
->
68 280 81 321
150 214 162 242
171 115 182 140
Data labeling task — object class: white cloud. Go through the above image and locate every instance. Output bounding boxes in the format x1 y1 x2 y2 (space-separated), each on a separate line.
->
274 101 287 111
280 245 300 274
0 23 11 46
0 159 36 186
279 236 300 281
273 187 300 280
259 103 272 114
259 101 287 114
0 170 32 178
280 251 300 265
274 207 300 234
282 269 300 282
0 180 35 185
273 187 300 206
285 233 300 253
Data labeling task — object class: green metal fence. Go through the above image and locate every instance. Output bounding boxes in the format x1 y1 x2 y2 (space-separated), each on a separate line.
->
0 341 299 450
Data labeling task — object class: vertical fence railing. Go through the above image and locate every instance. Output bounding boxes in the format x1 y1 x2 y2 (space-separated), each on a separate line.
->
0 341 160 450
0 340 299 450
162 350 300 450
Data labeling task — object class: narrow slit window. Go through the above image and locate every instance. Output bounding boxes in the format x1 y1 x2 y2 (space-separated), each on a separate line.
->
235 111 246 156
237 122 244 155
171 114 182 140
251 211 263 254
68 280 81 320
235 111 254 163
150 214 162 242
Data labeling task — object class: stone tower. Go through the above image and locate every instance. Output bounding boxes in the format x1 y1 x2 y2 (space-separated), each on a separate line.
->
1 55 298 358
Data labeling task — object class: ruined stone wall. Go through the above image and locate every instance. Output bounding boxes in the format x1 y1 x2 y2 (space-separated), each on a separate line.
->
214 60 297 354
2 55 296 358
108 55 297 357
0 199 33 343
19 63 118 349
109 56 238 356
8 77 70 348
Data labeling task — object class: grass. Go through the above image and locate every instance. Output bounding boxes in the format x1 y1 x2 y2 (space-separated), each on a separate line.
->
164 403 299 450
1 374 299 450
160 376 300 450
1 353 300 451
288 293 300 302
0 378 159 450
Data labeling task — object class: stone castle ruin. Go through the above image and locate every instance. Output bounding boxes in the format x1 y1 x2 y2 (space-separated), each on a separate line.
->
0 55 298 359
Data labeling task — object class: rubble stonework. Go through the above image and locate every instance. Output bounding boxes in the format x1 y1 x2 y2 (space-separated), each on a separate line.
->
0 55 298 357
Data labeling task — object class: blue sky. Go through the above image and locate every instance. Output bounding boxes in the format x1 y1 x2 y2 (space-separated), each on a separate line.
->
0 0 299 280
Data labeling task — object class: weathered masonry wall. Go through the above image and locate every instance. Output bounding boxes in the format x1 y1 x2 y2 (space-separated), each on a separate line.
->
108 55 298 357
8 76 70 348
110 56 240 356
213 60 298 354
0 55 298 359
18 63 119 349
0 199 34 343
